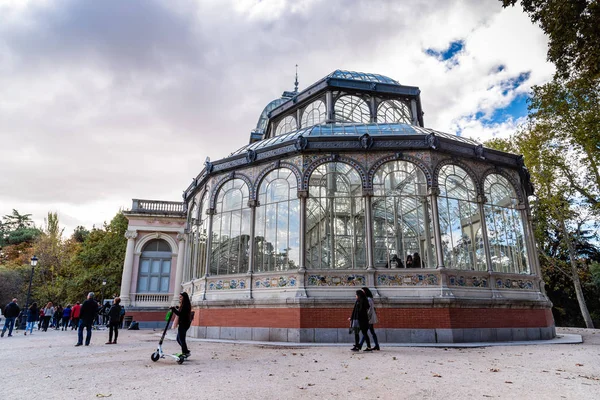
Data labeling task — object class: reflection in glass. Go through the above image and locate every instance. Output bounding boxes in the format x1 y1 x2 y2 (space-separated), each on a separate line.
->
255 168 300 272
372 161 435 268
484 174 529 274
377 100 412 124
210 179 250 275
334 95 370 123
301 100 326 128
437 165 486 270
138 239 172 293
275 115 298 136
306 162 365 269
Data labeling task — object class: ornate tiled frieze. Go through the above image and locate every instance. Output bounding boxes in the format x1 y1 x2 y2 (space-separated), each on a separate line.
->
376 273 439 286
254 275 298 288
207 278 248 290
495 278 534 290
447 274 488 288
306 273 366 286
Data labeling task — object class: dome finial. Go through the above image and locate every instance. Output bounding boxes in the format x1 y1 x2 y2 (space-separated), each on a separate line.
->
294 64 299 93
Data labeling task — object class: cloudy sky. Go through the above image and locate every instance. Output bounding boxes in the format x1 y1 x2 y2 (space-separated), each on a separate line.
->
0 0 554 236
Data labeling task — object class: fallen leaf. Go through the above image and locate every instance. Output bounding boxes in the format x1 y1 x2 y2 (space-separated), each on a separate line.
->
576 363 584 367
96 394 112 398
307 383 315 386
504 381 513 384
490 368 500 372
433 374 442 378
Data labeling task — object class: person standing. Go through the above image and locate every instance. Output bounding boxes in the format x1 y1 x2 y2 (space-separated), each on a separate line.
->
105 298 122 345
25 302 39 336
405 254 413 268
1 298 20 337
349 290 371 352
37 308 44 330
358 287 380 351
61 305 71 331
170 292 192 358
413 252 422 268
42 302 54 332
70 302 81 330
76 292 98 347
53 305 62 330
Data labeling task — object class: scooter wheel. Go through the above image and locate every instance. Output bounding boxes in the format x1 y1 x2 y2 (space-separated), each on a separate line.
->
151 352 160 362
177 355 185 364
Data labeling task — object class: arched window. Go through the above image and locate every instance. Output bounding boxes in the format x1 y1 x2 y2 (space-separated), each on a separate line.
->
334 95 370 123
377 100 412 124
210 179 251 275
190 193 209 280
372 161 434 268
255 168 300 272
275 115 297 136
484 174 529 274
306 162 365 269
301 100 326 128
138 239 172 293
437 165 485 270
186 201 199 282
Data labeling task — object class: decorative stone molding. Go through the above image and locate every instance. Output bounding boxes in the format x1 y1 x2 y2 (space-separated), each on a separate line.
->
254 275 297 288
376 272 439 286
207 278 249 290
176 233 186 242
306 273 366 287
125 230 138 240
447 274 488 288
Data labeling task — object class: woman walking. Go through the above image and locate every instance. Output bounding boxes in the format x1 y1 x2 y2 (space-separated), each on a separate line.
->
170 292 192 358
349 290 371 352
42 302 54 332
105 298 122 345
25 302 38 335
358 287 380 351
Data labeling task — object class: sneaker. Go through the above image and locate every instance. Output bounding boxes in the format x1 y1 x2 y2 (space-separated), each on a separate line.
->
364 347 373 352
183 352 191 358
7 334 12 337
373 345 380 351
75 343 82 347
24 332 26 336
105 342 112 345
0 332 4 338
351 346 360 352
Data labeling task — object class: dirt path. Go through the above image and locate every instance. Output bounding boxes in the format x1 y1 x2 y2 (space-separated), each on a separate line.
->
2 326 599 399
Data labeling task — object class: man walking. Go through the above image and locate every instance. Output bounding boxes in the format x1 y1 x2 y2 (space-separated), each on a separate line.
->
75 293 98 347
70 302 81 330
1 298 20 337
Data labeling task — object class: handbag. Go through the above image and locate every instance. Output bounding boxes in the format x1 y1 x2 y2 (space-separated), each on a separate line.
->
348 319 360 334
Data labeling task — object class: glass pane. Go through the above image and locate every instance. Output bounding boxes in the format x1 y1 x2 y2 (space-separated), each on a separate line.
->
149 277 159 292
140 259 150 274
162 260 171 274
160 277 169 292
138 277 148 292
151 259 160 274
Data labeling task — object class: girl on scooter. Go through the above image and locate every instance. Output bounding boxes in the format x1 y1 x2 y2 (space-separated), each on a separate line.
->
170 292 191 358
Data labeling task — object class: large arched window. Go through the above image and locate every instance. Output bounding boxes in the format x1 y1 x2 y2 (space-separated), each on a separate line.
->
275 115 298 136
334 95 370 123
372 161 435 268
306 162 365 269
377 100 412 124
255 168 300 272
210 179 251 275
484 174 530 274
437 165 485 270
190 193 209 280
301 100 326 128
138 239 172 293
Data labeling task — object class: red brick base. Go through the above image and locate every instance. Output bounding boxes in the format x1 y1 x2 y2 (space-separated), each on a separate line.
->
193 307 554 329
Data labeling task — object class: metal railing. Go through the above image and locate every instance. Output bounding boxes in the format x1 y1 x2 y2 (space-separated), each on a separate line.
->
130 199 185 215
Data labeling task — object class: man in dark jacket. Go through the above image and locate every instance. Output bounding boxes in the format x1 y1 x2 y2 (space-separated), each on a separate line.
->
1 298 20 337
75 292 98 346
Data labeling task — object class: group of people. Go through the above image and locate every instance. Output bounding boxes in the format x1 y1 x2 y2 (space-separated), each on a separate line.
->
387 252 423 269
1 293 126 347
349 287 380 352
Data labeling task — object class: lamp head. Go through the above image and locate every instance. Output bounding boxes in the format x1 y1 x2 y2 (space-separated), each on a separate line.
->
31 255 38 267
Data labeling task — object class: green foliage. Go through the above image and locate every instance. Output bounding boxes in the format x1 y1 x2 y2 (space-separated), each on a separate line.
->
501 0 600 81
0 265 29 306
72 226 90 243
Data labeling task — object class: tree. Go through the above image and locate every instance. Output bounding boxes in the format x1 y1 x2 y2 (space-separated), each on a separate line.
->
2 209 34 230
501 0 600 81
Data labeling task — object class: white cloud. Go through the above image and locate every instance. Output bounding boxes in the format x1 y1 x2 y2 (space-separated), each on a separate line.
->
0 0 554 235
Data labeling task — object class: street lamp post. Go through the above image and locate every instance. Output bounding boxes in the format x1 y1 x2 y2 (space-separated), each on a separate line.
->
19 255 38 330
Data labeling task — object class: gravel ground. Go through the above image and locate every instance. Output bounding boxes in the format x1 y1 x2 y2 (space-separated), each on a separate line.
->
2 326 599 400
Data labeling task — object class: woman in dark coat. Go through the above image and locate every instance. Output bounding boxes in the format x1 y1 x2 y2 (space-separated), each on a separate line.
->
350 290 372 352
25 302 38 335
106 298 122 344
171 292 192 358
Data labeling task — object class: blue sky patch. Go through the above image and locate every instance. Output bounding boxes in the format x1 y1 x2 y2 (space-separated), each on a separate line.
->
501 71 531 95
425 40 465 61
488 94 530 123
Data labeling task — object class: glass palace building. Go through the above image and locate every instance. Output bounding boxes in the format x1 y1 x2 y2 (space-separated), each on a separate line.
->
119 70 555 343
